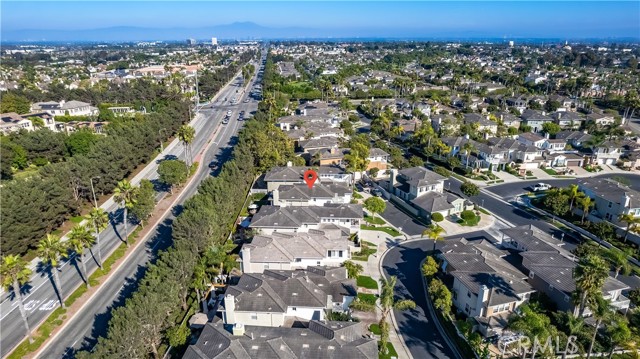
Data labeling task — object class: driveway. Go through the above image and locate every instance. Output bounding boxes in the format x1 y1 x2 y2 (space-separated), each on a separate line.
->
380 201 428 236
381 231 491 359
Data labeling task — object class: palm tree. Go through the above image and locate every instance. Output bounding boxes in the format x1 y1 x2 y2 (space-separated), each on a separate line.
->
264 94 277 121
586 293 613 359
343 260 363 279
607 316 631 359
422 224 446 251
67 225 95 288
566 184 581 212
576 195 594 224
177 125 196 167
605 248 630 278
1 255 34 343
618 213 640 243
378 276 416 355
389 125 404 140
462 142 475 169
113 179 138 246
86 207 109 268
573 254 609 317
37 235 66 308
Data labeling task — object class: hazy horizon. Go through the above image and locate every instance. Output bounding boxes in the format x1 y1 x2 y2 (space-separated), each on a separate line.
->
2 1 639 42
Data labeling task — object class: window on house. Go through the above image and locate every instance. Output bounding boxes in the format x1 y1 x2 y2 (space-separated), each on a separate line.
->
453 291 457 300
338 250 343 257
292 307 297 311
467 291 471 298
608 202 612 208
564 295 570 302
528 271 535 279
549 284 554 291
251 313 258 320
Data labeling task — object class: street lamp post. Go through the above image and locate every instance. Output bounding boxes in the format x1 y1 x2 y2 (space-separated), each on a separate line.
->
90 176 101 209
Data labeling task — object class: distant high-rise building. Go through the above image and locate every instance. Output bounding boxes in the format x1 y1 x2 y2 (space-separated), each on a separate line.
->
509 40 514 47
187 38 196 45
211 37 218 46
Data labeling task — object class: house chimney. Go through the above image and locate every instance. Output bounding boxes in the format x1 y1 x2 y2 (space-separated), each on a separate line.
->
542 111 546 116
545 132 550 139
272 188 280 206
224 294 236 324
389 169 397 192
232 323 245 336
241 246 252 273
476 285 490 317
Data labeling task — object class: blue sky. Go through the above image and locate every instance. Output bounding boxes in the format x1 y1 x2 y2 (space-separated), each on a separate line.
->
2 1 639 39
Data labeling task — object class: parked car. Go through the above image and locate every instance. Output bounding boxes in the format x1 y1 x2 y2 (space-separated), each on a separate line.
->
371 189 383 197
531 183 551 192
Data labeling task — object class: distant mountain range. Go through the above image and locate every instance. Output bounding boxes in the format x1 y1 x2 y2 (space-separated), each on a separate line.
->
2 21 638 43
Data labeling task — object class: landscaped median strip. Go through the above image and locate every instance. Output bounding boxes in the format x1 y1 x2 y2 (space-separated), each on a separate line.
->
11 115 229 359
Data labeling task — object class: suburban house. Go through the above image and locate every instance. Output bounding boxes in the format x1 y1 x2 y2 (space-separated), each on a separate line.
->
555 130 593 149
240 229 355 273
505 96 528 113
220 267 357 327
500 225 630 315
587 112 616 126
438 238 535 337
494 111 521 129
464 113 498 136
31 100 98 117
551 111 585 129
0 112 34 134
264 164 352 192
366 148 390 173
249 204 362 235
183 321 377 359
520 109 553 132
21 112 56 131
272 182 352 207
386 166 470 219
577 178 640 222
589 140 622 165
517 132 546 149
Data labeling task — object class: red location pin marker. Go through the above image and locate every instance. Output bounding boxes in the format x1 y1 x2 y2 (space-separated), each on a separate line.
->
303 169 318 189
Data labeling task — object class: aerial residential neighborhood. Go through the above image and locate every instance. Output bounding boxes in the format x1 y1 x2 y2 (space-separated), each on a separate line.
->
1 2 639 359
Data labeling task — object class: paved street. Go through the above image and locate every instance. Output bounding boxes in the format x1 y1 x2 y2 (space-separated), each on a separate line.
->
381 232 491 359
33 64 264 359
0 56 265 358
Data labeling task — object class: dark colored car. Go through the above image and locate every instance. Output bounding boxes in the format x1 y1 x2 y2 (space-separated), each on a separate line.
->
208 161 218 169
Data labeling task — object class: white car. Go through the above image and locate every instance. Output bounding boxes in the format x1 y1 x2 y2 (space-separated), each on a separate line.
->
226 110 232 116
531 183 551 192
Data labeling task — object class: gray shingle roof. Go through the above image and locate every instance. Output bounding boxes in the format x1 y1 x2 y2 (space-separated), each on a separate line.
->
184 320 377 359
410 191 454 213
246 230 351 262
397 166 446 187
578 178 640 208
226 268 356 313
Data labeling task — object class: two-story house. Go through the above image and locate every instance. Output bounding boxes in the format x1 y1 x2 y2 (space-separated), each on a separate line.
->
520 109 554 133
264 164 352 192
386 166 469 219
221 267 357 328
577 178 640 222
438 238 535 337
31 100 98 117
184 320 378 359
249 204 362 235
500 225 630 315
590 140 622 165
240 229 355 273
367 148 390 174
0 113 34 134
272 182 352 207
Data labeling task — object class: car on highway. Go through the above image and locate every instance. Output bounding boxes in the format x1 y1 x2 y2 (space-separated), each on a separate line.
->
531 183 551 192
208 161 218 170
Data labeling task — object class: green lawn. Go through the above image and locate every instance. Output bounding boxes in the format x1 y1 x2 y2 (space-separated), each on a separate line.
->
357 292 377 305
352 242 377 261
353 191 364 199
542 168 558 175
457 215 481 226
378 342 398 359
360 225 401 237
369 323 382 335
357 275 378 290
364 215 385 225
